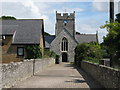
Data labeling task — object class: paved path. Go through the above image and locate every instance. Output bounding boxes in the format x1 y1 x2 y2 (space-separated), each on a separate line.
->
13 63 102 88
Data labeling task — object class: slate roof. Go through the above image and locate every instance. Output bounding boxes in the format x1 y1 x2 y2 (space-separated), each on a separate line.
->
1 25 18 35
1 19 43 44
75 34 98 43
45 41 50 48
44 35 55 48
44 32 98 48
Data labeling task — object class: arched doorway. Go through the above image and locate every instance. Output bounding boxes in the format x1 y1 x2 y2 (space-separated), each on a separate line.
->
62 52 67 62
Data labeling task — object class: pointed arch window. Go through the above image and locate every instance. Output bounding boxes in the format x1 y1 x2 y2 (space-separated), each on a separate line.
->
61 37 68 51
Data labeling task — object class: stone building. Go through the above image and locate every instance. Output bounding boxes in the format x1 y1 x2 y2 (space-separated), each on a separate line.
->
0 19 44 63
45 11 98 62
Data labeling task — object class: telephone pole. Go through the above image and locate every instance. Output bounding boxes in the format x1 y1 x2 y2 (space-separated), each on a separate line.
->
110 0 114 23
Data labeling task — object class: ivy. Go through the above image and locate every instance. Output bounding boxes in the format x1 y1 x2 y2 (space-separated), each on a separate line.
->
25 45 42 59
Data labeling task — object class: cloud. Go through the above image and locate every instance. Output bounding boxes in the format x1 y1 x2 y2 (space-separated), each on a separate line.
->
1 1 111 43
76 23 108 43
92 0 120 13
20 0 48 19
92 1 109 12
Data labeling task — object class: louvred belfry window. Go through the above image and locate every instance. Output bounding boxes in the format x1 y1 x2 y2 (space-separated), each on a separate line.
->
61 37 68 51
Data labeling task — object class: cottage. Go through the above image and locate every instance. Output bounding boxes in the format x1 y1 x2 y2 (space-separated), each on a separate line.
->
1 19 44 63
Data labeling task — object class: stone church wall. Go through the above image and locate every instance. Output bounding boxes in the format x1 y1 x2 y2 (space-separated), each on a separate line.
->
1 58 55 88
81 61 120 88
51 30 77 62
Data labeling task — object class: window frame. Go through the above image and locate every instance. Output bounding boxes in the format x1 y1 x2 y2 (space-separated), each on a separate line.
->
17 47 24 56
61 37 68 52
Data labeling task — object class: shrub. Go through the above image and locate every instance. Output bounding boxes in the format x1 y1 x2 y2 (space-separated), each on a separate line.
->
43 49 56 58
75 42 103 65
75 43 89 66
88 42 103 59
25 45 42 59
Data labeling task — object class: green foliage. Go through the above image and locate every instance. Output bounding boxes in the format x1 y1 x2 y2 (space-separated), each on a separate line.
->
75 42 103 65
83 57 99 64
115 13 120 23
101 20 120 67
43 49 56 58
75 43 89 61
100 43 110 58
0 16 16 20
88 42 103 59
44 32 50 36
76 32 80 34
25 45 42 59
101 21 120 54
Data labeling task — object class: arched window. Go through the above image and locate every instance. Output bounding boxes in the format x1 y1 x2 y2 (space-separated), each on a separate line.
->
61 37 68 51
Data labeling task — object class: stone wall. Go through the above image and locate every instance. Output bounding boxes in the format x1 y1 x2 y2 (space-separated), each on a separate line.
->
81 61 120 88
1 58 55 88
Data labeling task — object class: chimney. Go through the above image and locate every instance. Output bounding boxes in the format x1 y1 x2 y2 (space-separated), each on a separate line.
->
110 0 114 23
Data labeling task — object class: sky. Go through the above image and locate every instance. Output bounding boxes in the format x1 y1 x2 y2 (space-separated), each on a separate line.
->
0 0 120 43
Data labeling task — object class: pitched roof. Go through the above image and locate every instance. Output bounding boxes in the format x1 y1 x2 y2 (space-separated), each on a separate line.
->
75 34 98 43
45 41 50 48
63 28 78 44
1 19 43 44
44 35 55 48
1 25 18 35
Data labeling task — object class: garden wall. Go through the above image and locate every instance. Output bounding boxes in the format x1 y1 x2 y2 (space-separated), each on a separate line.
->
1 58 55 88
81 61 120 88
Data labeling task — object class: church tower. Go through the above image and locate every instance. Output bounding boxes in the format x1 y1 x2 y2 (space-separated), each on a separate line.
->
55 11 75 38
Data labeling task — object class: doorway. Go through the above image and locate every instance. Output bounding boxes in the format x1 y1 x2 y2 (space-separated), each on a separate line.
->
62 52 67 62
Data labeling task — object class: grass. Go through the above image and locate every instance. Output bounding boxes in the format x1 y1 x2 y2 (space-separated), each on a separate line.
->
83 57 99 64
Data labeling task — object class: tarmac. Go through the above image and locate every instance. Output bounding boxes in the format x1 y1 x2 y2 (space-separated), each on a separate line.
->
13 63 103 88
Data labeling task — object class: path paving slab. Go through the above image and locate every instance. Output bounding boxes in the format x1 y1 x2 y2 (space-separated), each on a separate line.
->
12 63 103 88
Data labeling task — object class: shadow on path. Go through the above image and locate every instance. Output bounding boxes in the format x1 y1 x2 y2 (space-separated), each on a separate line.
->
73 64 106 89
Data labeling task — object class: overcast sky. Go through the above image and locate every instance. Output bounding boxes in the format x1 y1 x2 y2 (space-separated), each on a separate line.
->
0 0 120 43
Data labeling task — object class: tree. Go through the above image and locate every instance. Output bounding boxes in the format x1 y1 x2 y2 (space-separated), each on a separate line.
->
0 16 16 20
75 42 103 66
76 32 80 34
101 21 120 52
115 13 120 23
101 21 120 67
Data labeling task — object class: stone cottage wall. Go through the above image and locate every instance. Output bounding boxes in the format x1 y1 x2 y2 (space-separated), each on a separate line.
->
1 58 55 88
81 61 120 88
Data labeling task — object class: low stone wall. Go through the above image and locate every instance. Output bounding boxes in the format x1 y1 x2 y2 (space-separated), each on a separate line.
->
81 61 120 88
1 58 55 88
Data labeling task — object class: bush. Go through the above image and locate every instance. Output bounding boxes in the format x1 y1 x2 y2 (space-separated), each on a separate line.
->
25 45 42 59
75 42 103 65
88 42 103 59
43 49 56 58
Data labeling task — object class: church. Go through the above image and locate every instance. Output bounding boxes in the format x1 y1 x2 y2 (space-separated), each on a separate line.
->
45 11 98 62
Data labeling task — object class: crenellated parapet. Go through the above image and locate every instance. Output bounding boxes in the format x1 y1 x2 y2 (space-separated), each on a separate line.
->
56 11 75 20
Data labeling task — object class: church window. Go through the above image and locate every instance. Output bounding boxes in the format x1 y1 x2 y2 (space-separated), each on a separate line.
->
61 37 68 51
